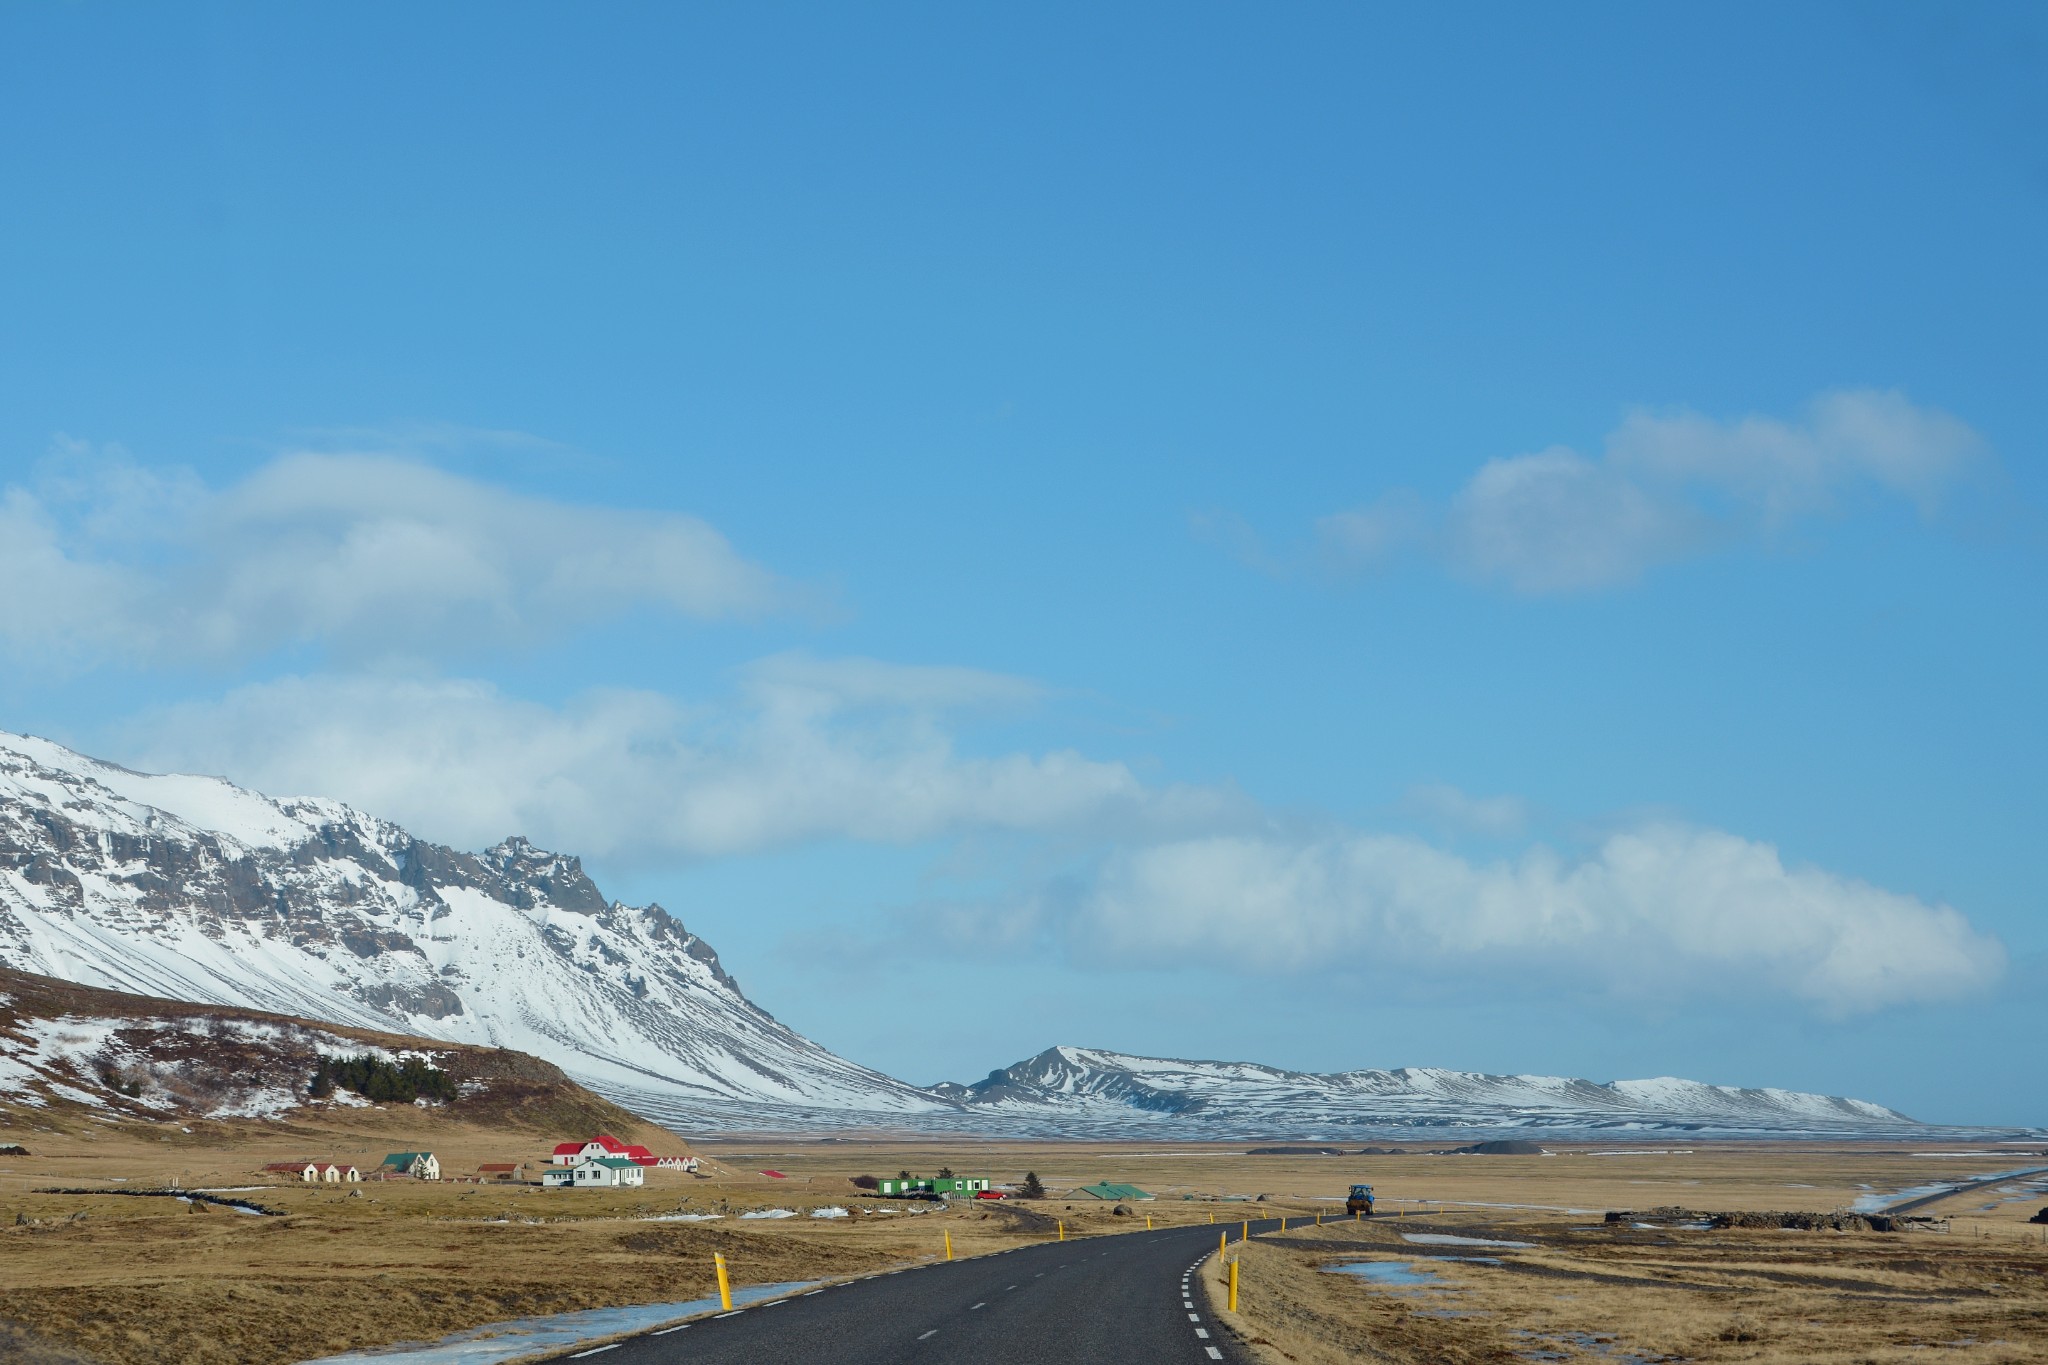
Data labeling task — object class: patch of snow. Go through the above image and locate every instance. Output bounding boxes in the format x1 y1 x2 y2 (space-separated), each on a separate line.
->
1402 1233 1534 1249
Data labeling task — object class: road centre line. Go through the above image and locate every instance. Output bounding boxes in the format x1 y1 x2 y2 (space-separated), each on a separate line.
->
918 1329 939 1340
1196 1328 1210 1339
970 1302 985 1310
568 1348 617 1359
652 1324 689 1336
1206 1348 1224 1360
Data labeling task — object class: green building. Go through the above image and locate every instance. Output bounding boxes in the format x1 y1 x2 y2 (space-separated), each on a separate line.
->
1076 1181 1151 1200
875 1175 990 1197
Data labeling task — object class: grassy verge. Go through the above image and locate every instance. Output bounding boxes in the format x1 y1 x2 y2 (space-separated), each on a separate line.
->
1200 1210 2048 1364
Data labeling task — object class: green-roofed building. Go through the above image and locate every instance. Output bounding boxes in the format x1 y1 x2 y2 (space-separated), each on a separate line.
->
380 1151 441 1180
1076 1182 1151 1200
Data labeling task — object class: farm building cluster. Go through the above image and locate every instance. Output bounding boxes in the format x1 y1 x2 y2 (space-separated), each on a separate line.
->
255 1135 696 1189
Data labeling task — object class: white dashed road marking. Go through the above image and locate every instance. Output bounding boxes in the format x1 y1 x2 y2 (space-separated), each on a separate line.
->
970 1302 985 1310
918 1329 939 1340
653 1323 689 1335
568 1348 617 1359
1196 1328 1210 1338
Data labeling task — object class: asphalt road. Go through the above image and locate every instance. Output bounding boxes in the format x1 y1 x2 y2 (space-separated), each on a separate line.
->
574 1217 1285 1365
1880 1165 2048 1216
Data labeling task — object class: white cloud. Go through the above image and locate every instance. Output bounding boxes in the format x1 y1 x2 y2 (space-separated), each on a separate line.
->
1311 389 1985 594
116 666 1240 861
1401 781 1529 837
101 661 2004 1020
0 447 790 665
1313 490 1431 573
1061 824 2004 1014
1609 389 1982 520
1444 447 1712 593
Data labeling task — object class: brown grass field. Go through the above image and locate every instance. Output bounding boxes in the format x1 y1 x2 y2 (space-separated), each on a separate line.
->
3 1118 2045 1364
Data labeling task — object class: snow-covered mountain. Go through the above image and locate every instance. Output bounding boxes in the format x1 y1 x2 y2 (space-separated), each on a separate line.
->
929 1046 1933 1138
1 730 1990 1139
0 730 944 1130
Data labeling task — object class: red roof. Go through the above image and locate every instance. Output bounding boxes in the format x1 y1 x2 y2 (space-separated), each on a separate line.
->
557 1136 653 1162
760 1170 787 1179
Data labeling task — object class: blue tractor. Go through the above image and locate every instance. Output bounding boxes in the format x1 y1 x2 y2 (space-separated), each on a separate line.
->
1345 1183 1375 1216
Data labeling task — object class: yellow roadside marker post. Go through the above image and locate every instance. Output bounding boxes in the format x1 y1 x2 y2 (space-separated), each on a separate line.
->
1146 1215 1153 1230
945 1230 953 1261
1278 1216 1286 1231
1057 1220 1065 1242
1219 1231 1226 1259
1241 1219 1248 1242
1228 1258 1239 1313
1208 1212 1215 1224
1316 1212 1322 1226
714 1252 732 1312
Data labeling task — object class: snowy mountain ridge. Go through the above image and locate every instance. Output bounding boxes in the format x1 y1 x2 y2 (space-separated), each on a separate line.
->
929 1045 1923 1136
0 730 1977 1138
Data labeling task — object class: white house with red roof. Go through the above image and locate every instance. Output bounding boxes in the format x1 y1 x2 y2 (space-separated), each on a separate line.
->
548 1134 697 1172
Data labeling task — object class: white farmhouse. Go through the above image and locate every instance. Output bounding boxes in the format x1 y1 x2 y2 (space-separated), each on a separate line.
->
381 1151 441 1180
542 1157 646 1189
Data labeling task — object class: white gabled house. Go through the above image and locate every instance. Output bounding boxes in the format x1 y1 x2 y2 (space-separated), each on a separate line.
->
542 1156 647 1189
381 1151 441 1180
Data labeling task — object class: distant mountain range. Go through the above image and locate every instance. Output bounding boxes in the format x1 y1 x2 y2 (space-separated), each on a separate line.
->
928 1045 1929 1138
1 730 2009 1139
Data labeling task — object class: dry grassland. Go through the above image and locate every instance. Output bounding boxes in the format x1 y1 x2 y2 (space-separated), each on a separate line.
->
1194 1186 2048 1364
4 1128 2045 1364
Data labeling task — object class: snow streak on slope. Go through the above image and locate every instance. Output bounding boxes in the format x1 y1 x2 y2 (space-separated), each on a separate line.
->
0 731 942 1124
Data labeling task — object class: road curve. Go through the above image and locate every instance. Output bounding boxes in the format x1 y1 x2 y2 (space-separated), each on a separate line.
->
1880 1165 2048 1216
568 1218 1285 1364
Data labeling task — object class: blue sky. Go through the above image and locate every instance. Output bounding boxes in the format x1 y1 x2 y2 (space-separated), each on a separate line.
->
1 3 2042 1124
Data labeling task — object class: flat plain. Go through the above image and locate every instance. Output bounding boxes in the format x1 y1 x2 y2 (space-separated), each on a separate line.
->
3 1118 2045 1364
